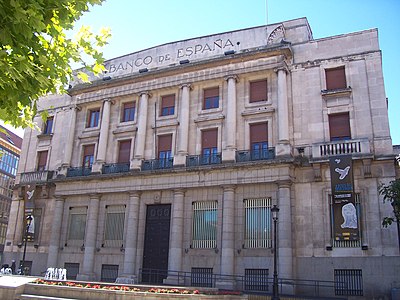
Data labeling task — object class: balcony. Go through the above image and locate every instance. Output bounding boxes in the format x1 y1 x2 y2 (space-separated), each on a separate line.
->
312 138 370 159
235 148 275 163
20 171 55 184
102 163 130 174
186 153 222 167
141 158 173 171
66 167 92 177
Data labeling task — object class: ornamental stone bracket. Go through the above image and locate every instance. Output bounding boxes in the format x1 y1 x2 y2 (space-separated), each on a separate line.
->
267 24 286 45
312 163 322 182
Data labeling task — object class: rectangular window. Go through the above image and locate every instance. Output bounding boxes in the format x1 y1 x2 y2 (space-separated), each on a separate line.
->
122 102 135 122
43 116 54 134
101 264 119 283
250 123 269 160
118 140 131 164
67 207 87 246
82 145 95 168
191 268 213 288
244 198 272 248
334 269 363 296
201 129 219 164
192 201 218 248
37 151 48 171
158 134 173 168
87 108 100 128
329 112 351 141
250 79 267 103
160 94 175 116
326 66 347 90
203 87 219 109
330 193 361 248
245 269 269 291
103 205 125 247
64 263 79 280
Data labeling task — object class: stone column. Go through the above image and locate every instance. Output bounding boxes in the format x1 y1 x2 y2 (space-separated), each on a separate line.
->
216 185 236 290
47 196 65 268
165 189 185 285
59 106 79 176
6 197 24 247
222 75 238 162
92 99 113 173
118 192 141 284
275 67 291 157
77 194 100 281
174 84 191 166
131 92 150 170
277 181 293 292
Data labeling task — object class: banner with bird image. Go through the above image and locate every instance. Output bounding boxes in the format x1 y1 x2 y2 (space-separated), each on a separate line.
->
329 155 359 241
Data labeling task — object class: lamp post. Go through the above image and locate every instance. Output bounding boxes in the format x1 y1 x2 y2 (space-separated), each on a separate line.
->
271 205 280 300
21 214 33 275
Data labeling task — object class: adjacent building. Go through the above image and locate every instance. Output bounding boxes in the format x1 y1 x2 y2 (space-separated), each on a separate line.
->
0 126 22 262
4 18 399 298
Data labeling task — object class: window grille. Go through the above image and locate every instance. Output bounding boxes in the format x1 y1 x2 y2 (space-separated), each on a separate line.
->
244 198 272 248
245 269 269 291
64 263 79 280
191 267 213 287
192 201 218 248
330 193 362 248
101 264 119 282
67 207 87 246
103 205 125 247
334 269 363 296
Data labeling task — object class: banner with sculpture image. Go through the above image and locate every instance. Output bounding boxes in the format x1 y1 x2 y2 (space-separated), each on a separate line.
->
23 184 36 241
329 155 359 241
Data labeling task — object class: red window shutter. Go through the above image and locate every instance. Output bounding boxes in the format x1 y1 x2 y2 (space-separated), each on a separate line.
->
204 87 219 99
250 80 267 102
202 129 218 149
250 123 268 143
161 95 175 109
158 134 172 152
83 144 95 157
118 140 131 163
325 67 346 90
329 113 351 140
37 151 48 171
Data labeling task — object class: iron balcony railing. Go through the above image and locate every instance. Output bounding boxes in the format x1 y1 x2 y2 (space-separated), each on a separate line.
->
66 167 92 177
19 171 54 184
141 157 174 171
312 138 370 158
186 153 222 167
235 148 275 163
102 163 130 174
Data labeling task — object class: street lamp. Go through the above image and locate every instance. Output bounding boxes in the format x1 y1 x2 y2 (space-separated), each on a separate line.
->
271 205 280 300
21 214 33 275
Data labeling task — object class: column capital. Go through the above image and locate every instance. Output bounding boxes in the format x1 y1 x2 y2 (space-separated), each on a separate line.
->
137 91 152 98
173 188 186 196
276 179 292 188
179 83 192 90
224 74 239 82
222 184 237 192
89 193 101 200
103 98 115 105
128 191 141 198
274 65 289 74
67 104 81 111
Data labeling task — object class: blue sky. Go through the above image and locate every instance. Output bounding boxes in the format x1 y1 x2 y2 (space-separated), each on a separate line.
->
72 0 399 144
5 0 399 145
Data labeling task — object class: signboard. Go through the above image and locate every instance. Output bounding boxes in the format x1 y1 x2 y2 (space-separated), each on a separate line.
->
329 156 359 241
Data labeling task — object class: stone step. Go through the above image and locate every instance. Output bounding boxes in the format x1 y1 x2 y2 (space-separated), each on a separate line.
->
19 294 79 300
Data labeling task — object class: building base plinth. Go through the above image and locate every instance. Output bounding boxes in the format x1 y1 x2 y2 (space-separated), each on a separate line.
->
76 273 96 282
215 279 236 290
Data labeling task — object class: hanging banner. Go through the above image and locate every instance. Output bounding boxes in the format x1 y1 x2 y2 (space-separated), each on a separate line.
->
329 155 359 241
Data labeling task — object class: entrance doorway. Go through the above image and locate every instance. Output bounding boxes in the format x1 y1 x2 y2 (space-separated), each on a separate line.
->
141 204 171 284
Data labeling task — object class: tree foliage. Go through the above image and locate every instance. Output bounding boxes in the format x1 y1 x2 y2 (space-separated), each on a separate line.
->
0 0 111 128
379 178 400 227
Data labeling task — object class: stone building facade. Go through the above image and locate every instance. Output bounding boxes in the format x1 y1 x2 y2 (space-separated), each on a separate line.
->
4 18 399 298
